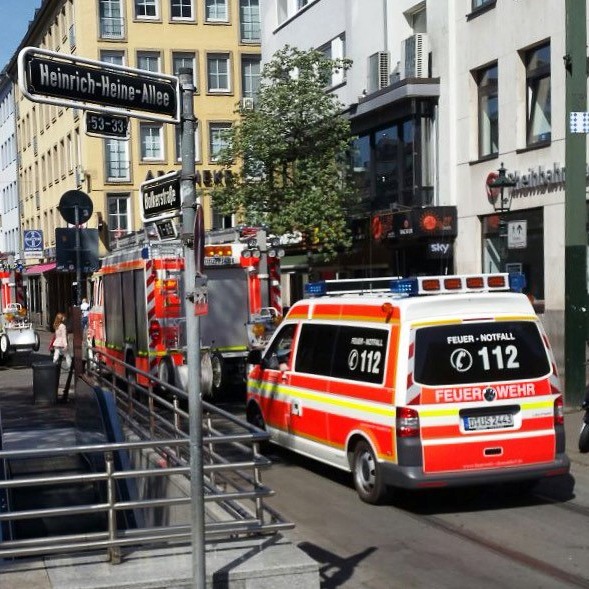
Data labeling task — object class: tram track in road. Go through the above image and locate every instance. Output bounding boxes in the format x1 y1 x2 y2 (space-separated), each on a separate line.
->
414 509 589 588
400 483 589 589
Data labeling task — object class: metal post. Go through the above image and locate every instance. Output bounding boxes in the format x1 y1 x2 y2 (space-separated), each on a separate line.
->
178 68 206 588
565 0 587 406
74 204 82 306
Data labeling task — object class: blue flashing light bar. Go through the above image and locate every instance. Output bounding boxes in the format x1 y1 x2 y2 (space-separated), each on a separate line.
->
305 281 327 297
389 278 418 295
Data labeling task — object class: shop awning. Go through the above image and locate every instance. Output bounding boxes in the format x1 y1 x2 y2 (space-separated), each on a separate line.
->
24 262 56 275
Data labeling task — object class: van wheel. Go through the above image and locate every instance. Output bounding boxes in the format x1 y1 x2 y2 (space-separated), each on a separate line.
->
247 403 266 431
352 440 387 504
33 332 40 352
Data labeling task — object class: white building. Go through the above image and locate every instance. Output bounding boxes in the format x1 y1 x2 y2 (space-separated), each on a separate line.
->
262 0 583 372
0 73 20 261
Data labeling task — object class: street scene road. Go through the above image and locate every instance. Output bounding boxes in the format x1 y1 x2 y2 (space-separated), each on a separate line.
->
2 331 589 589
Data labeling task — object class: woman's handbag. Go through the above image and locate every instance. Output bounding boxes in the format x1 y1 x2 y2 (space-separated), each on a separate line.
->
48 334 56 352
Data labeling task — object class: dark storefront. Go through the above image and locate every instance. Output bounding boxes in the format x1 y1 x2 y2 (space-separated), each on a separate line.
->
481 207 544 302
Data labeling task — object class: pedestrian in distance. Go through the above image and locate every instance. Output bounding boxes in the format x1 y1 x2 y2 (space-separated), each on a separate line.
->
80 297 90 331
52 312 72 369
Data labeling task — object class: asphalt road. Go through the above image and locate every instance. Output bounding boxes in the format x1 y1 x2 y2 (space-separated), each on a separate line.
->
3 330 589 589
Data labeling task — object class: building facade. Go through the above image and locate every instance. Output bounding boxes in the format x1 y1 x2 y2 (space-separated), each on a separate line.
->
261 0 586 373
5 0 261 326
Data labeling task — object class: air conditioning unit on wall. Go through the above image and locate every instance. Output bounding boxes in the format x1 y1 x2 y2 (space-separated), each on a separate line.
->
367 51 390 93
400 33 429 79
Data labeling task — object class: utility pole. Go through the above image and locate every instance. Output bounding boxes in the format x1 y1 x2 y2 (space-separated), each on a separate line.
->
564 0 587 407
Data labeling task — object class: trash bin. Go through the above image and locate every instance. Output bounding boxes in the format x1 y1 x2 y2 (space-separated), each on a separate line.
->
32 361 59 405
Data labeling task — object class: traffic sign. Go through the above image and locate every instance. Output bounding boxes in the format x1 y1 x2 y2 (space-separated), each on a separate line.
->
140 171 181 222
18 47 179 123
23 229 44 259
58 190 93 225
85 111 129 139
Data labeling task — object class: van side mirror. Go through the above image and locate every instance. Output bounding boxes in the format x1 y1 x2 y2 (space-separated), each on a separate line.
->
247 349 263 365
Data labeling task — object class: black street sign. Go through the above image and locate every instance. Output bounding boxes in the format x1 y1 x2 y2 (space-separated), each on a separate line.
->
85 111 129 139
18 47 179 123
140 171 181 222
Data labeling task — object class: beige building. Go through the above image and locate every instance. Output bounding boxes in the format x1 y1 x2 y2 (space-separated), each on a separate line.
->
7 0 260 326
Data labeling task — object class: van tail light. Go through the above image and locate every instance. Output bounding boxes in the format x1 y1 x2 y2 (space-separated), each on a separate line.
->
149 319 162 346
554 395 564 426
396 407 420 438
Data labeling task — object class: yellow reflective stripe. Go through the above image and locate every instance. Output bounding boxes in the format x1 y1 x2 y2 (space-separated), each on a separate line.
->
256 380 395 418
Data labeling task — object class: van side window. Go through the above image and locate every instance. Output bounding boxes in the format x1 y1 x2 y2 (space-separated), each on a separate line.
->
295 323 389 384
264 323 296 370
295 324 336 376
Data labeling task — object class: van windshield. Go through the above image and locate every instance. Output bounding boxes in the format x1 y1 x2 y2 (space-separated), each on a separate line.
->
413 321 550 386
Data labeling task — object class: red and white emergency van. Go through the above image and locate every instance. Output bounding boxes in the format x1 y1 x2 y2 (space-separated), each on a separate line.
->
246 273 570 503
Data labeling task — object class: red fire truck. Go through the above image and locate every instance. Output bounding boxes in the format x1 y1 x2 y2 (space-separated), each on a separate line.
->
87 227 282 396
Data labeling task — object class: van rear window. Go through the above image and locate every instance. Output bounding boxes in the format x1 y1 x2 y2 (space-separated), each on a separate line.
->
295 323 389 384
413 321 550 386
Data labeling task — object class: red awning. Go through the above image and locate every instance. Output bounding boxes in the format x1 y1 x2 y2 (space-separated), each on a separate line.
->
24 262 57 275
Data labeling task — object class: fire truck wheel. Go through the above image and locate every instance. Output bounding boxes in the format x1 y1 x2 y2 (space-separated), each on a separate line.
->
211 353 224 395
352 440 388 505
201 353 213 397
158 357 176 390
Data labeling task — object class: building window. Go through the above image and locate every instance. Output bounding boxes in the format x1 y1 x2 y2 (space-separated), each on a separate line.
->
99 0 124 38
476 63 498 158
209 123 231 161
140 124 164 160
525 43 551 146
100 50 125 66
104 139 130 181
175 122 200 161
241 56 260 99
318 34 345 87
107 193 131 237
240 0 260 42
135 0 158 19
207 54 230 92
472 0 495 9
297 0 309 9
173 52 197 88
137 51 161 72
205 0 228 22
171 0 193 19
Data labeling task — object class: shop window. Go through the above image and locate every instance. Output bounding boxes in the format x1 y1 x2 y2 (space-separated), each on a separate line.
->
481 207 544 302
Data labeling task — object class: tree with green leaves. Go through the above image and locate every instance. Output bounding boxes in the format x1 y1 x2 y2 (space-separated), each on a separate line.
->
212 45 356 260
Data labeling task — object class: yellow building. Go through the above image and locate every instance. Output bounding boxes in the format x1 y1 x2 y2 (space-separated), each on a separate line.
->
7 0 260 325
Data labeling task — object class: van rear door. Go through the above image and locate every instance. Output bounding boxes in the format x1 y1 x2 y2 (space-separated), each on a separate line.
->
410 319 558 475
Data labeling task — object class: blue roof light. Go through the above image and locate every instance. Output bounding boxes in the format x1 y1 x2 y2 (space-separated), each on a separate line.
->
508 272 526 293
304 281 327 297
390 278 418 295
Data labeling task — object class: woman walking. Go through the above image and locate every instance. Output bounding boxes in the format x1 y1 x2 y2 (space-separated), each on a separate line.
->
52 312 72 368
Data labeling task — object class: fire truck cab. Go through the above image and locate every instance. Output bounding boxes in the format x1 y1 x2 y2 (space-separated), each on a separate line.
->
246 273 570 503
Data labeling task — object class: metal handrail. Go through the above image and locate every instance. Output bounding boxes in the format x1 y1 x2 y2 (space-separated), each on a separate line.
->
0 350 293 562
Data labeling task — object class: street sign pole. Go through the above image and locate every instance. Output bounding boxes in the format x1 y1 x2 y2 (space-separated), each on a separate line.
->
178 69 205 588
74 205 82 306
565 0 587 407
